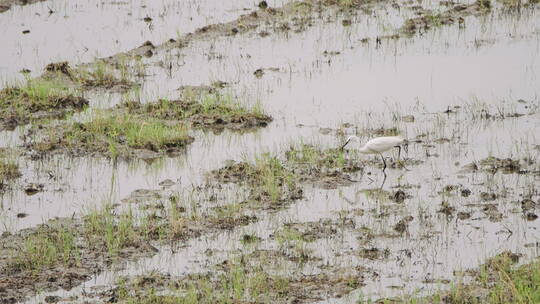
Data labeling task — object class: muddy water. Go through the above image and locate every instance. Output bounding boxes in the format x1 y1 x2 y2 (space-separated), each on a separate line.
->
0 0 290 85
4 4 539 232
1 0 539 303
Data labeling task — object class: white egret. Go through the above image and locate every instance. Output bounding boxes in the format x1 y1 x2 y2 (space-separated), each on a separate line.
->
341 135 406 172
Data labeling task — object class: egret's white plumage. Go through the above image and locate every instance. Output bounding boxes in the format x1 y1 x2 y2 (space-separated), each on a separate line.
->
341 135 406 171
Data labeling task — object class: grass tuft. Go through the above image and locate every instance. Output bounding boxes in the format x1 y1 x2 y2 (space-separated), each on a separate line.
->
0 78 87 129
7 224 80 272
33 111 193 157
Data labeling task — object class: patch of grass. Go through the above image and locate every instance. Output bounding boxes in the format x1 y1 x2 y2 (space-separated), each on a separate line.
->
33 111 193 157
210 153 301 206
477 0 492 9
323 0 361 7
0 159 21 183
122 92 271 130
286 144 349 170
73 60 133 89
84 205 139 256
275 226 305 244
117 260 291 304
253 153 299 204
398 252 540 304
8 224 80 272
0 78 87 129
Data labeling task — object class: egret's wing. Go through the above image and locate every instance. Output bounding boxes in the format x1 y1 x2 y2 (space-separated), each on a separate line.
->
364 137 404 153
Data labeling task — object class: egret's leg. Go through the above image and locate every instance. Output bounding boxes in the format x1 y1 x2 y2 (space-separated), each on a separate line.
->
380 153 387 172
380 172 387 189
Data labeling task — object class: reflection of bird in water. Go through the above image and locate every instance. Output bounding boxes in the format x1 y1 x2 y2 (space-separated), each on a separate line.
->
341 135 407 172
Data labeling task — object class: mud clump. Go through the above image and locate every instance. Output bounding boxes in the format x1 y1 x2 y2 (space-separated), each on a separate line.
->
274 218 355 243
394 216 414 233
521 199 537 212
480 192 497 201
358 247 390 260
457 211 472 220
479 156 521 174
210 161 258 184
482 204 503 222
24 183 43 195
400 0 491 36
438 201 456 216
391 190 410 203
460 156 522 174
45 61 72 76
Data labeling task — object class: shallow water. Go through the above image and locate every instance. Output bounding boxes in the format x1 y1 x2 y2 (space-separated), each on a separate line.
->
0 0 290 85
1 0 539 303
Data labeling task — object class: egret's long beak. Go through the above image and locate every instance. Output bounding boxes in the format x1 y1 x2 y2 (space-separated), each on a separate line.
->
341 139 350 151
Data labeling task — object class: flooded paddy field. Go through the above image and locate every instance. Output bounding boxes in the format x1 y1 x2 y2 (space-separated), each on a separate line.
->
1 0 539 303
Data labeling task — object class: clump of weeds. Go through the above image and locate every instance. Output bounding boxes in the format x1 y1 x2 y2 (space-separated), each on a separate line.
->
0 155 21 185
84 205 141 256
285 144 362 189
113 259 292 304
29 111 194 158
121 91 272 131
396 251 540 304
73 60 134 90
5 223 81 273
0 78 88 130
210 153 302 208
